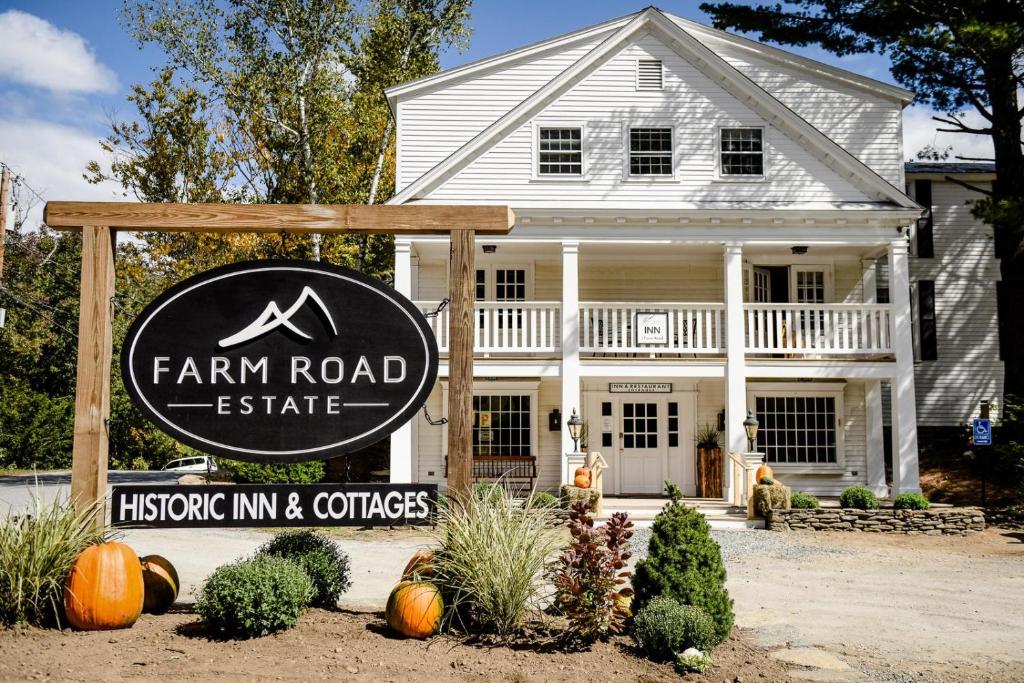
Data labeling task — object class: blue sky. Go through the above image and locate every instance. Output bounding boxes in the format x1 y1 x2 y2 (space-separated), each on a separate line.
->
0 1 990 226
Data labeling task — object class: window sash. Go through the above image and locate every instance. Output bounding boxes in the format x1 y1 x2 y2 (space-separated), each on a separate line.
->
538 127 582 175
720 128 764 176
473 394 532 457
629 127 673 176
754 395 838 465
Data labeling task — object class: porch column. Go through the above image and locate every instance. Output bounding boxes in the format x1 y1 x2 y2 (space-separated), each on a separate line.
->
390 239 415 483
888 238 922 494
723 242 746 502
561 240 581 484
862 258 887 496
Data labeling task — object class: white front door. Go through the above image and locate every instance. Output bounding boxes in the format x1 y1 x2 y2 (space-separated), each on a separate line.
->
618 400 665 495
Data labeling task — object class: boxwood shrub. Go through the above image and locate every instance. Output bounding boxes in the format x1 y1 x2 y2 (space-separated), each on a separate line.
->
630 596 716 661
790 491 821 509
196 555 313 639
839 486 879 510
257 530 351 609
893 492 930 510
227 460 325 484
528 491 558 508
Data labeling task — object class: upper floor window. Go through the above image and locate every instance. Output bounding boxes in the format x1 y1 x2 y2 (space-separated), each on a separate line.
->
636 59 663 90
720 127 764 177
629 127 673 176
538 127 582 176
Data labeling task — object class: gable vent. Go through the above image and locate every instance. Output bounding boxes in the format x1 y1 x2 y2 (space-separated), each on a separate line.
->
637 59 663 90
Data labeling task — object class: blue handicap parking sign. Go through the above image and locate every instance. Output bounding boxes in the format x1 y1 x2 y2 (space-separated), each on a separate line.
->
973 418 992 446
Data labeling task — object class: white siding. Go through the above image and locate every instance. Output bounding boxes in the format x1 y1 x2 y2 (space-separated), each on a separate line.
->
909 178 1003 425
424 35 875 207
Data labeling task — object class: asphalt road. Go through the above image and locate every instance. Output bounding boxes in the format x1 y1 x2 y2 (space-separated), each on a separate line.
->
0 470 182 511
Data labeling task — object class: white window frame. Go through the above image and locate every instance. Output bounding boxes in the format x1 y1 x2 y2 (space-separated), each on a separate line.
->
532 121 588 181
635 58 664 91
473 263 535 302
440 381 540 459
789 265 835 304
746 382 846 472
742 262 835 303
623 122 677 181
715 125 768 182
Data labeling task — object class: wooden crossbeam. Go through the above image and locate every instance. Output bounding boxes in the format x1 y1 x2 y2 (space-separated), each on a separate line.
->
43 202 515 234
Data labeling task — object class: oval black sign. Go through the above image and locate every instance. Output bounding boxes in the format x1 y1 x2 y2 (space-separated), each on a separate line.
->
121 260 438 463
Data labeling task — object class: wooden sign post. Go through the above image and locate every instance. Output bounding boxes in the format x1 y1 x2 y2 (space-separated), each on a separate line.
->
43 202 514 527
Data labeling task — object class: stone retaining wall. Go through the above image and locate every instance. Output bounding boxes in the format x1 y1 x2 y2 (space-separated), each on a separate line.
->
765 507 985 534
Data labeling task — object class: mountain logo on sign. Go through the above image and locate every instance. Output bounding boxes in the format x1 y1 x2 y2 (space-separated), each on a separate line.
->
218 286 338 348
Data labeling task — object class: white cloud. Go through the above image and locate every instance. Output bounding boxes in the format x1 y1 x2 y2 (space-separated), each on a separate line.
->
0 10 117 94
903 105 994 162
0 118 123 230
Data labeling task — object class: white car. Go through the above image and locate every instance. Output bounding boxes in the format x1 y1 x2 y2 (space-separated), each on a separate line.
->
161 456 218 473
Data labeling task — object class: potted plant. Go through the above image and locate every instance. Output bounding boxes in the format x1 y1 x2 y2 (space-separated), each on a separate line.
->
694 423 723 498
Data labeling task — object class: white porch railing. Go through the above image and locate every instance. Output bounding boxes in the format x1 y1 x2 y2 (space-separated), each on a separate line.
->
417 302 561 354
579 303 726 354
743 303 893 355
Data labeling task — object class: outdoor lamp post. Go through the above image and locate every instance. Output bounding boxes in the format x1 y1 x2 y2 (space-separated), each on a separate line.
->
743 411 759 453
567 409 583 452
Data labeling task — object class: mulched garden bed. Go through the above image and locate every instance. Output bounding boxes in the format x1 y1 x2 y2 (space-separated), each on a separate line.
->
0 608 794 681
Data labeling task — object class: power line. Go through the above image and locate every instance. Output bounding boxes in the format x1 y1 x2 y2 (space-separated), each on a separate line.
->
0 161 48 206
0 284 75 317
1 287 79 338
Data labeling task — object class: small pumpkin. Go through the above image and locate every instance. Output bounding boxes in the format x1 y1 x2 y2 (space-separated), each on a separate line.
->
386 581 443 639
140 554 179 614
64 541 144 630
573 466 592 489
755 462 774 484
401 549 435 580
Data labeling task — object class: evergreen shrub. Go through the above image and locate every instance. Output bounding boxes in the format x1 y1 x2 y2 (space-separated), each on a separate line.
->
196 555 313 638
257 530 351 608
893 492 930 510
790 491 821 509
839 486 879 510
528 491 558 508
631 482 734 644
227 460 324 484
630 596 715 661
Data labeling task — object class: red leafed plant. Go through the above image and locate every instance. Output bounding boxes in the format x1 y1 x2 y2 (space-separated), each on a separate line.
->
549 500 634 644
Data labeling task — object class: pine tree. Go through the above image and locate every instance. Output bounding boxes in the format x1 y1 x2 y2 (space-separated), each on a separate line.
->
632 482 734 644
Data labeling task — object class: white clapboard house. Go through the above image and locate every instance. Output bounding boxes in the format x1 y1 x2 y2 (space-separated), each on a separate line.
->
385 7 928 499
903 163 1003 429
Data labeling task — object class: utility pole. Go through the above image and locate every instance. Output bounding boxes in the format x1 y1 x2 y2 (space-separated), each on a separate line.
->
0 166 10 330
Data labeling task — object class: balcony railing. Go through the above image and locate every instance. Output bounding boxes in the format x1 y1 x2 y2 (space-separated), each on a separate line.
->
743 303 893 355
417 302 561 354
579 303 726 354
417 301 894 357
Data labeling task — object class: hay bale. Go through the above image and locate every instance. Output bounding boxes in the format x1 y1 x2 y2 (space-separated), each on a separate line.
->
752 484 791 518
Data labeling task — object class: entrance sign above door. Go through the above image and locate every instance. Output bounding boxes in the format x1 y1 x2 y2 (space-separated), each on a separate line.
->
635 312 669 345
121 260 438 462
609 382 672 393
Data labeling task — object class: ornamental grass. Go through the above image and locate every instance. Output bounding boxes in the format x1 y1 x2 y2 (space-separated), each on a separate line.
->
0 491 109 626
430 483 560 636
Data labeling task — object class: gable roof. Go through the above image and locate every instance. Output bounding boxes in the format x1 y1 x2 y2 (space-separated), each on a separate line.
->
384 8 914 113
390 8 917 210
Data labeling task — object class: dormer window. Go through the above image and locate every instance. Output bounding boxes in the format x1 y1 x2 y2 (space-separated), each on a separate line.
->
538 127 582 176
636 59 663 90
628 127 673 176
720 127 765 177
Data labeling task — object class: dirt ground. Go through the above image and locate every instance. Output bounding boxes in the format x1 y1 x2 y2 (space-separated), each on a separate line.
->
0 610 796 682
725 527 1024 683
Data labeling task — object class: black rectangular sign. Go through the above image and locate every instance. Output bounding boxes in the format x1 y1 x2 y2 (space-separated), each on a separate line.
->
110 483 437 528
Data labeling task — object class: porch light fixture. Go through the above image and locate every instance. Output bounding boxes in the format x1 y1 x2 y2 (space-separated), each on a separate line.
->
567 409 583 452
482 244 498 253
743 411 759 452
791 245 808 255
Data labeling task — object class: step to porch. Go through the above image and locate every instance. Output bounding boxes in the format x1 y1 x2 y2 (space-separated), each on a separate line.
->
596 497 766 530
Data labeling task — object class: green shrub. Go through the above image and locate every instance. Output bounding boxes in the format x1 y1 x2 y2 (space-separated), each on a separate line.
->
549 503 633 643
528 491 558 508
0 493 109 626
196 555 313 638
472 481 502 502
893 492 931 510
227 460 324 484
257 530 351 609
630 596 716 661
790 491 821 509
430 483 559 635
632 482 733 644
839 486 879 510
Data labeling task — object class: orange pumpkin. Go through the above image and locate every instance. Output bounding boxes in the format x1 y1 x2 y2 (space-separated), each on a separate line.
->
64 541 144 630
385 581 443 639
755 462 775 483
574 466 592 489
401 550 435 580
140 555 179 614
